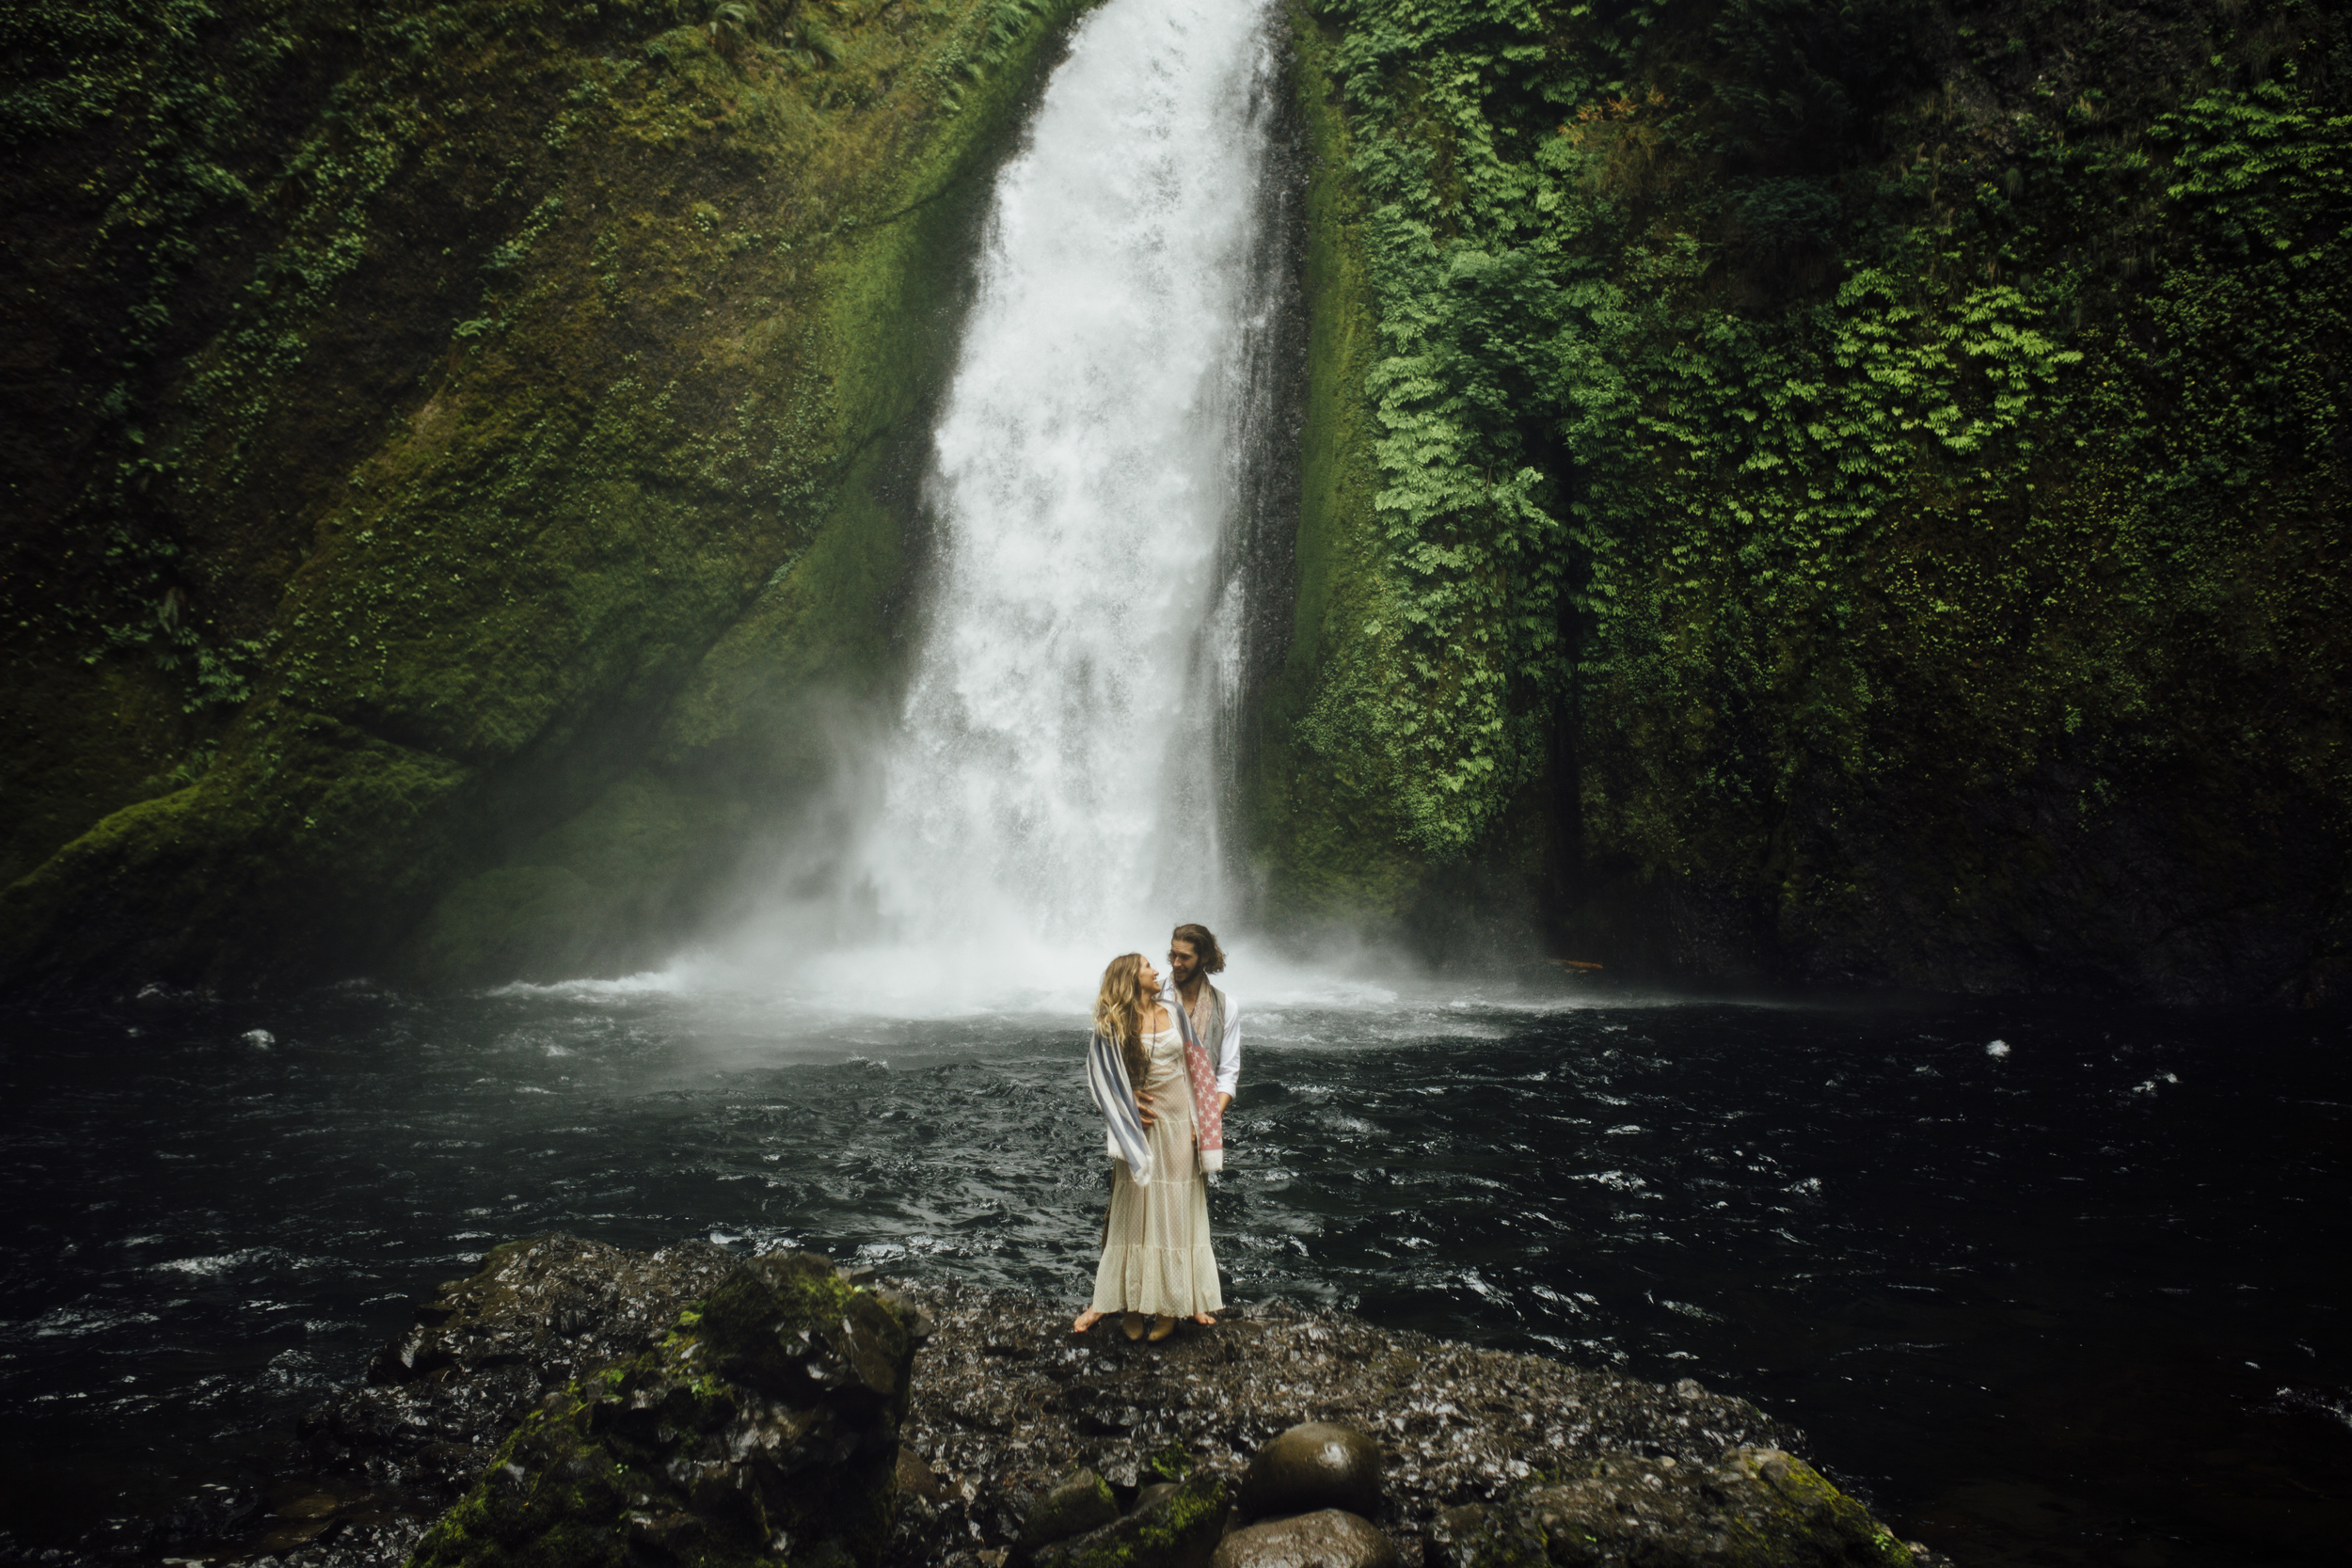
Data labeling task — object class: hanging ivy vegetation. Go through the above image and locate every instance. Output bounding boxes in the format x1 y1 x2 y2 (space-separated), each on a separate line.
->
1275 0 2348 991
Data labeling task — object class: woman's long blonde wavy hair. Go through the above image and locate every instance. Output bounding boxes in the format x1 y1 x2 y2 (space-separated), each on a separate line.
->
1092 953 1156 1085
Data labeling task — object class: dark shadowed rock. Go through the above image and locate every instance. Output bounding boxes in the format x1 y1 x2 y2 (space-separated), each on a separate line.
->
403 1250 930 1568
1023 1469 1120 1551
1032 1470 1232 1568
898 1445 949 1506
1212 1509 1401 1568
308 1233 739 1503
87 1241 1944 1568
1239 1422 1384 1522
1422 1502 1489 1568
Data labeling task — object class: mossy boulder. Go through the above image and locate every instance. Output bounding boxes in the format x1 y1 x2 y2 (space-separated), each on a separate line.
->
1021 1470 1120 1554
405 1252 931 1568
1426 1449 1915 1568
1029 1470 1232 1568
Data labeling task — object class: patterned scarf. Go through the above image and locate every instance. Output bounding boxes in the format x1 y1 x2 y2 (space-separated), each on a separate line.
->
1082 986 1225 1185
1174 982 1225 1174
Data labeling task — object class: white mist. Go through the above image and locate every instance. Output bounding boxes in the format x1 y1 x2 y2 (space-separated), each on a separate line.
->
695 0 1281 1010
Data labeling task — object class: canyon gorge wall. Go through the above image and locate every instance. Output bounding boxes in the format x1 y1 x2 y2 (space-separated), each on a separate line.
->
2 0 1091 991
4 0 2345 1004
1252 0 2350 1004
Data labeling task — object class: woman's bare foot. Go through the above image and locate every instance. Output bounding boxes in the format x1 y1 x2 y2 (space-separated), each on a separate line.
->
1190 1311 1216 1326
1147 1314 1177 1342
1073 1309 1104 1334
1121 1311 1149 1341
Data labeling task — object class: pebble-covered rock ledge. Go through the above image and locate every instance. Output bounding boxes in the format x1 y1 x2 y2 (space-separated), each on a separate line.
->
885 1280 1947 1568
0 1238 1950 1568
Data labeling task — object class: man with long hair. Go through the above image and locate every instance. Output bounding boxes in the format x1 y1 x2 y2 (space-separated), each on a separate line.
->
1165 922 1239 1119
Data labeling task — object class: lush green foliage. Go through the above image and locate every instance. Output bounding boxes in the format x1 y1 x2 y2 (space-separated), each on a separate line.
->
0 0 1093 990
1292 0 2349 890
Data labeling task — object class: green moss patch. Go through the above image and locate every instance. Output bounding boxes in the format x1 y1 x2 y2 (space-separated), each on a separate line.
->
2 0 1099 995
407 1252 926 1568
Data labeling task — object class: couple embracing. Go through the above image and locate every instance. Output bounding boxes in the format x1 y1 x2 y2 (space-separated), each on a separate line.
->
1073 923 1240 1342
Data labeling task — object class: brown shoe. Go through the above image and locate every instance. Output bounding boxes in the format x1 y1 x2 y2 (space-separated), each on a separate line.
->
1121 1311 1148 1341
1147 1314 1177 1342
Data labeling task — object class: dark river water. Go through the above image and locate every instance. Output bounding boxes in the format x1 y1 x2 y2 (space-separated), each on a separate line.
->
2 974 2347 1566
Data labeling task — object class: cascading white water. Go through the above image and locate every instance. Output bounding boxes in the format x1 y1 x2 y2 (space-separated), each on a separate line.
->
803 0 1279 999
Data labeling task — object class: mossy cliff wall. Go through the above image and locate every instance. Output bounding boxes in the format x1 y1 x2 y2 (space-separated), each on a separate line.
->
8 0 2344 1006
0 0 1093 994
1248 0 2350 1004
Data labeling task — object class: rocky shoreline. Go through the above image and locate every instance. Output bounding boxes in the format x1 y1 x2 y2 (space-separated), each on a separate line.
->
1 1237 1948 1568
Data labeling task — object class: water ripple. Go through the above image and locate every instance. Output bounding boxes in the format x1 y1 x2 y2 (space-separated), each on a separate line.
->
0 989 2346 1565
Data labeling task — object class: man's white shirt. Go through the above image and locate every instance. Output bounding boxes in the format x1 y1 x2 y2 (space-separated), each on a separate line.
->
1168 984 1242 1101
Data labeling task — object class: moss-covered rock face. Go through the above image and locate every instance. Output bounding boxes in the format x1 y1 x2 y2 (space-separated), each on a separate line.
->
1021 1470 1121 1552
1429 1449 1915 1568
0 0 1092 996
405 1251 930 1568
1253 0 2352 1002
1234 8 1426 937
1028 1469 1232 1568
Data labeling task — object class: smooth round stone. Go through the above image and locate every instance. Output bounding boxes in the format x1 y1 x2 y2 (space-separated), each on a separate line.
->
1212 1510 1400 1568
1021 1468 1120 1550
1239 1422 1384 1521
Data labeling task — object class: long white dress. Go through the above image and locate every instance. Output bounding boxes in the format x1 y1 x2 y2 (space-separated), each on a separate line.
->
1089 1024 1223 1317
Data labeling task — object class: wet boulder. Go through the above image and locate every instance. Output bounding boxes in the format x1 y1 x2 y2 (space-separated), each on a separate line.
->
897 1445 949 1507
1031 1469 1232 1568
1213 1509 1401 1568
1238 1422 1383 1522
360 1234 733 1391
1021 1469 1120 1553
405 1252 932 1568
305 1234 740 1503
1429 1447 1920 1568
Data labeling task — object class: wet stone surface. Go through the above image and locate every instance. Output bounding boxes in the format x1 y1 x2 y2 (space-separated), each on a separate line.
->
1020 1471 1120 1551
1027 1470 1231 1568
0 1243 1943 1568
1422 1446 1936 1568
880 1282 1944 1568
1238 1423 1385 1521
315 1234 744 1496
1 1236 738 1568
1213 1509 1400 1568
404 1249 930 1568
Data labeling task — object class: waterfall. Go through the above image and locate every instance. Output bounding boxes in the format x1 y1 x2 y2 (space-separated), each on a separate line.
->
793 0 1281 1000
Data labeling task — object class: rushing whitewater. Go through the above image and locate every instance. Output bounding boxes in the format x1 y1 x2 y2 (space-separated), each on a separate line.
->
818 0 1279 992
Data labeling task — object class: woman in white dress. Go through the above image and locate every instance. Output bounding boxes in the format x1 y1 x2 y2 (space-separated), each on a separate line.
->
1072 952 1222 1341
